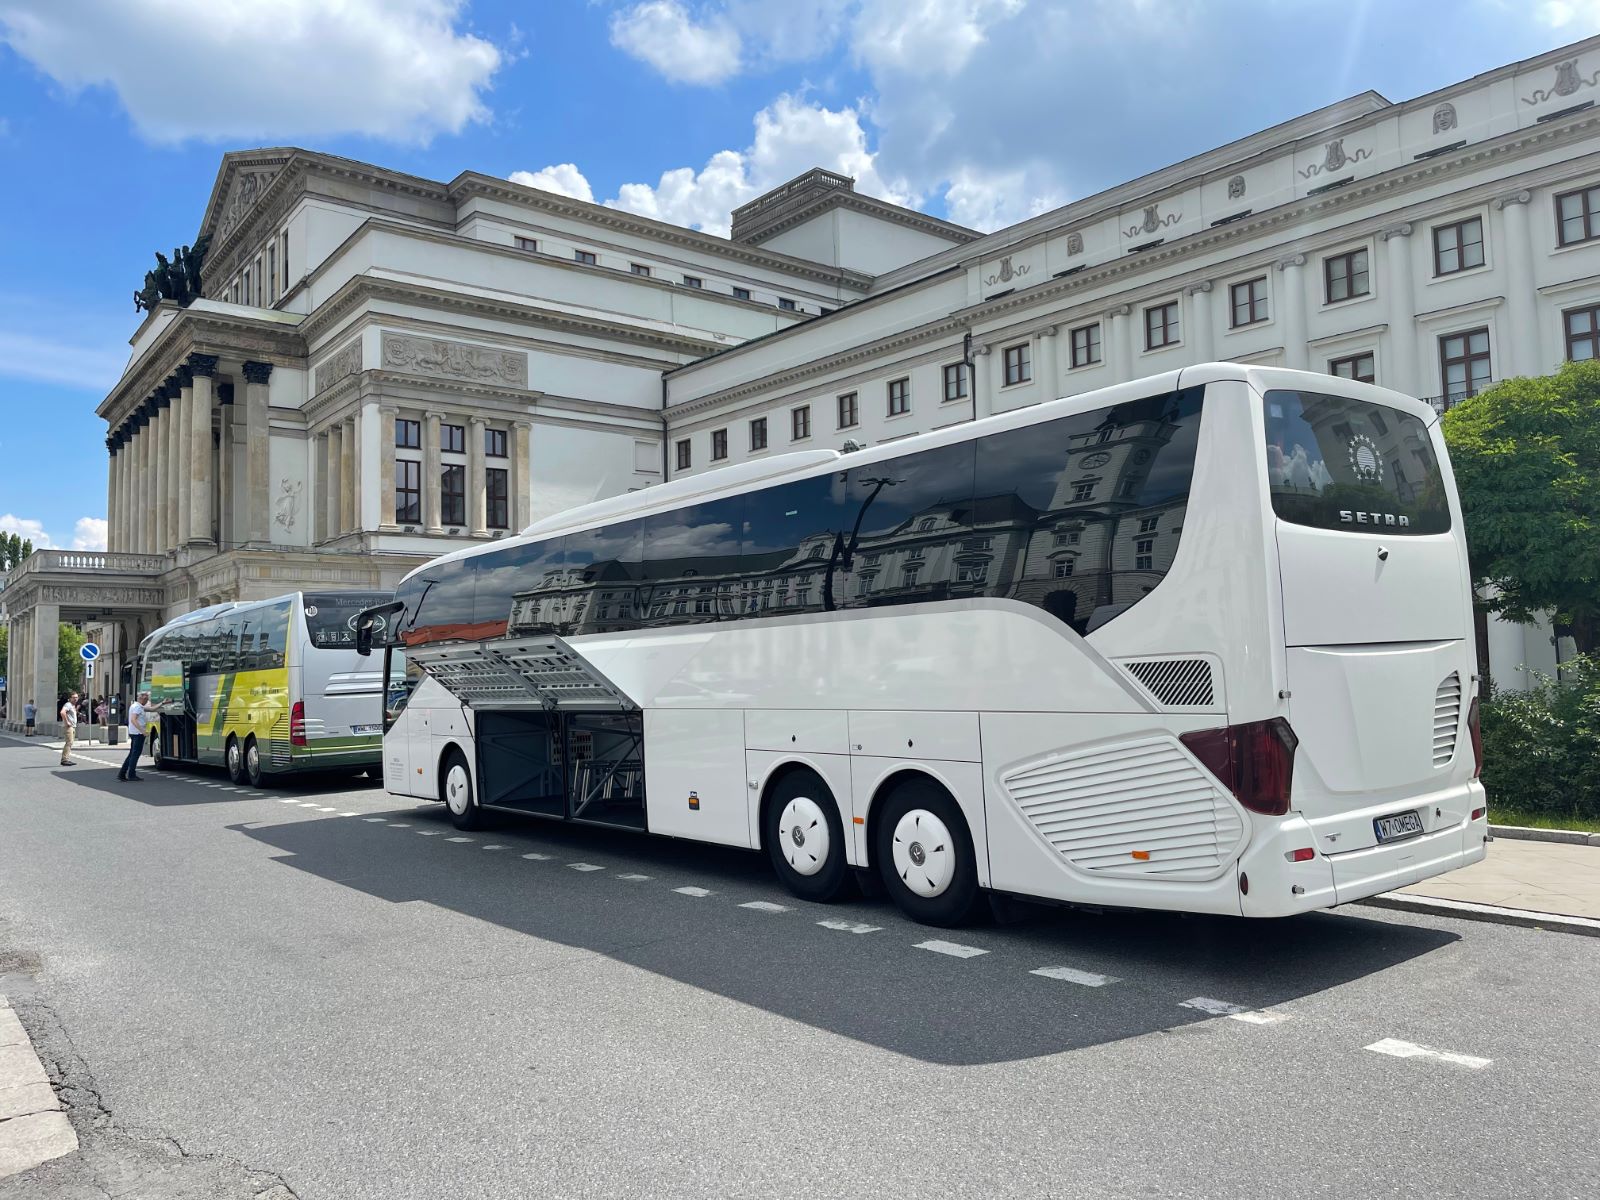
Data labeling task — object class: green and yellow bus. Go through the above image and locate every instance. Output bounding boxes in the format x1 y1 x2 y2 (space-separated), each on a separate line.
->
138 591 393 787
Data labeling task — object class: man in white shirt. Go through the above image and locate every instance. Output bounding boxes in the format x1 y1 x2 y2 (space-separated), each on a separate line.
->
59 692 79 766
119 690 149 782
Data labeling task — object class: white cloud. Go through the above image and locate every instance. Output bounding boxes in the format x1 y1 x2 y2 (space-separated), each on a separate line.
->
0 513 52 548
943 164 1064 232
0 0 503 143
850 0 1024 76
70 517 108 552
1536 0 1600 29
609 2 743 85
0 329 126 392
508 163 595 202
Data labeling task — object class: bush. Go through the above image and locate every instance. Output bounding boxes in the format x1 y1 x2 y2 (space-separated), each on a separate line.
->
1479 655 1600 822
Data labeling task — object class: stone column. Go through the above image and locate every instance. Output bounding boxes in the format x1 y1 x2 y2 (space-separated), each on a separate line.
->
149 393 167 553
326 424 344 538
512 421 533 532
1381 223 1417 393
1185 280 1214 361
169 368 189 550
134 408 151 554
241 361 273 544
215 382 234 547
423 413 443 533
359 402 381 532
188 360 216 546
467 415 488 536
1276 254 1308 369
379 404 397 528
1495 191 1538 378
1036 326 1060 401
970 344 992 419
33 602 59 733
313 431 328 542
104 438 117 553
1108 304 1134 380
340 416 356 535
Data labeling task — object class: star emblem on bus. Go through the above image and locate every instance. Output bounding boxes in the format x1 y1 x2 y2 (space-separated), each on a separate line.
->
1346 433 1383 482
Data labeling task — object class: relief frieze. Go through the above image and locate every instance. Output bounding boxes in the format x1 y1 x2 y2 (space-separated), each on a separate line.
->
381 334 528 387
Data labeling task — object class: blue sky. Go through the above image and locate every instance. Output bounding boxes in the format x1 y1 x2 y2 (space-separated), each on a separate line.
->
0 0 1593 551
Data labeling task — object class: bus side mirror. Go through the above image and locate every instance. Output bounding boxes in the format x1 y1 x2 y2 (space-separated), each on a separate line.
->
355 615 375 657
354 600 403 658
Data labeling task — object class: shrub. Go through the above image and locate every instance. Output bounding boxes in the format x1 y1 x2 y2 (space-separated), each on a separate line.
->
1479 654 1600 822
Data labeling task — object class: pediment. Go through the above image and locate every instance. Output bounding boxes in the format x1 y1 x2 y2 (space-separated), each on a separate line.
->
197 149 297 245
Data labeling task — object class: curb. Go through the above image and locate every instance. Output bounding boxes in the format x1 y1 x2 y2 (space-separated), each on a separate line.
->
0 994 78 1180
1358 892 1600 938
1489 823 1600 847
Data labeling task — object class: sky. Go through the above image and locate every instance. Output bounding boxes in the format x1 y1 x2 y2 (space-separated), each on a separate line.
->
0 0 1594 552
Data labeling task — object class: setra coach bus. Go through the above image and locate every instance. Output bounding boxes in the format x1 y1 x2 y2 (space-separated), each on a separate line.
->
358 363 1487 926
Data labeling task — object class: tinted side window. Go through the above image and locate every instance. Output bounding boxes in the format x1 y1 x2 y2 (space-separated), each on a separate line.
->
400 557 480 646
840 440 976 608
642 497 746 626
740 473 852 615
559 520 643 636
973 387 1204 635
483 538 564 637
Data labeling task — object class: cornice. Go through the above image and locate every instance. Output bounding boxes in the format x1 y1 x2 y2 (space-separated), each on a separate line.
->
738 188 980 250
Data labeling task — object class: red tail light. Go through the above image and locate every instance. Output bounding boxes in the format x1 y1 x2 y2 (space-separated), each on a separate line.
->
1180 718 1299 816
1466 696 1482 779
290 700 307 748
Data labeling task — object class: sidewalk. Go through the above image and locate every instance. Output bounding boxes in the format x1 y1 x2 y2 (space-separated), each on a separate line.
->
1397 837 1600 921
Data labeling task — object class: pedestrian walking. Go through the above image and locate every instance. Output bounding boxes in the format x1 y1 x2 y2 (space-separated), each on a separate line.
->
59 692 79 765
23 698 36 736
119 690 149 782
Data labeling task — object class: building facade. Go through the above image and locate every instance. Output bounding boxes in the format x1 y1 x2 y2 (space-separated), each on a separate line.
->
8 35 1598 727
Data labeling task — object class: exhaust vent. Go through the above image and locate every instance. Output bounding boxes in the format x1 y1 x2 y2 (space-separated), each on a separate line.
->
1433 672 1462 767
1123 657 1216 708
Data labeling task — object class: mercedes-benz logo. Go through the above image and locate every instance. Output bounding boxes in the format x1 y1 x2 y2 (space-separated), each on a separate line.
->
909 841 926 866
791 826 805 847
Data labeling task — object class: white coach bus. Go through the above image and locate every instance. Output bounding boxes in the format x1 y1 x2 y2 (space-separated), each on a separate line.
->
359 364 1487 926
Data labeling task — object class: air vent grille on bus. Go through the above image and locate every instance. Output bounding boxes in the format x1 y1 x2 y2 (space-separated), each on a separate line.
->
1123 658 1216 707
1433 672 1462 767
1001 737 1247 882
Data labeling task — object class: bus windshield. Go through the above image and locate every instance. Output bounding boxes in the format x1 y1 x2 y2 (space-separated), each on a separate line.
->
304 591 395 649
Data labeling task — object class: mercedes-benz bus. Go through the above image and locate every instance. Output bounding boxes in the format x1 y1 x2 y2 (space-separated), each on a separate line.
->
360 364 1487 926
139 590 393 787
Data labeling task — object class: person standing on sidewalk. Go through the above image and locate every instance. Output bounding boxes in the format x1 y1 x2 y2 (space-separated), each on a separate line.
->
59 692 79 765
23 698 36 736
118 690 148 782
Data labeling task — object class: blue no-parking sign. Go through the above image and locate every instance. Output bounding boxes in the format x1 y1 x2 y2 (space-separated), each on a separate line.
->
80 642 100 662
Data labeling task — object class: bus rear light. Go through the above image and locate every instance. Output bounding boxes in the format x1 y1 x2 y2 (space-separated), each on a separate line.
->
1180 718 1299 817
1471 807 1486 822
290 700 307 748
1285 847 1315 863
1466 696 1483 779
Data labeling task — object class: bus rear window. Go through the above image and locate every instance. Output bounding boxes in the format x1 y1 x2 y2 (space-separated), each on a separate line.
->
1262 390 1450 535
304 591 393 649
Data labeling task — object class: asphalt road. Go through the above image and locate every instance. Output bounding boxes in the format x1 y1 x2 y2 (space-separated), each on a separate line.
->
1 732 1596 1200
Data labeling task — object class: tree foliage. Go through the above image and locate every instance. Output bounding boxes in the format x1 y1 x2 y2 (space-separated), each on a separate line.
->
57 624 85 700
1441 361 1600 653
0 532 35 571
1480 655 1600 821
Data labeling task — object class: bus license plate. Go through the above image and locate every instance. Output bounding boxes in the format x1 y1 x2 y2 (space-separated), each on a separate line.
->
351 724 381 734
1374 810 1424 844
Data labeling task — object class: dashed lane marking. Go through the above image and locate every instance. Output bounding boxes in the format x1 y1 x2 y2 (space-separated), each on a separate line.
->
1180 997 1290 1025
278 799 298 805
339 812 359 817
739 900 791 913
417 830 441 837
569 862 604 872
363 817 387 822
315 807 339 813
817 919 881 934
1364 1038 1492 1069
1031 966 1119 987
521 852 553 861
916 939 989 959
674 886 713 897
482 844 508 851
616 873 651 881
446 837 474 843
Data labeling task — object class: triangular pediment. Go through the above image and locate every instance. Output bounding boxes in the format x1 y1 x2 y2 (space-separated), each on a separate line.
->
197 149 298 245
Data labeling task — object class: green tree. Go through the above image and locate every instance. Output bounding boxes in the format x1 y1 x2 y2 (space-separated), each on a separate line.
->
1441 360 1600 654
0 533 34 571
57 624 85 699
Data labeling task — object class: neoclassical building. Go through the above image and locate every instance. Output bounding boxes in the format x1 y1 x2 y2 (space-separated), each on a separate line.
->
7 33 1598 726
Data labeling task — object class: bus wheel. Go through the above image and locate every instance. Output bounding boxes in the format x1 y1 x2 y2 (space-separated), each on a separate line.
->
225 736 246 785
765 769 850 903
875 779 979 927
244 736 269 789
441 750 483 831
152 733 171 771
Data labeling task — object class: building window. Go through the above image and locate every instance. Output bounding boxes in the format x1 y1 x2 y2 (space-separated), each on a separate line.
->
397 460 422 525
485 428 507 458
1329 352 1376 383
943 362 968 402
440 464 466 527
1324 249 1370 303
778 297 797 311
732 286 751 300
395 418 421 449
441 423 465 454
1230 276 1268 327
1556 185 1600 246
486 468 509 530
1072 481 1095 501
254 256 263 306
956 562 988 583
574 249 598 266
792 405 811 440
1070 323 1101 368
1053 527 1079 546
1145 301 1180 349
676 439 691 471
630 262 651 277
1135 538 1155 571
1054 557 1075 578
1439 327 1492 402
1003 342 1032 385
682 275 703 289
1138 516 1159 533
515 236 538 253
902 564 921 587
887 377 910 416
268 244 277 302
281 230 289 289
1565 305 1600 360
242 267 251 306
711 429 728 460
1433 217 1485 276
749 417 768 451
837 392 858 428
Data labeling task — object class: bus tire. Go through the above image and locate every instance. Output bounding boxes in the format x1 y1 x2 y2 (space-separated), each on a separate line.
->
441 749 483 831
244 736 269 789
152 734 171 770
225 736 246 785
874 777 979 927
764 768 850 903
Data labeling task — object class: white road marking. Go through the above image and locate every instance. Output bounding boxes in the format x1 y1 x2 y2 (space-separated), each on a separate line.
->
916 939 989 959
388 822 411 827
568 862 604 871
521 852 553 861
739 901 791 913
1180 997 1290 1025
417 830 441 836
1364 1038 1492 1069
339 812 358 817
315 807 338 813
446 837 474 843
674 886 713 897
817 919 881 934
616 873 651 881
363 817 387 822
278 799 298 805
482 844 508 851
296 801 319 807
1031 966 1118 987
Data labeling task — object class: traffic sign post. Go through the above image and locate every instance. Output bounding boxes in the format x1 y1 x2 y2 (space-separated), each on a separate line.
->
80 642 100 663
